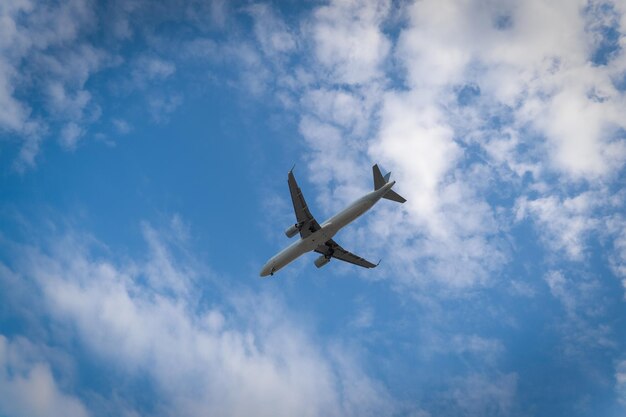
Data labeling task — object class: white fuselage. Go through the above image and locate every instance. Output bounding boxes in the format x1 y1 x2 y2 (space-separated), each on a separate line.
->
260 181 395 277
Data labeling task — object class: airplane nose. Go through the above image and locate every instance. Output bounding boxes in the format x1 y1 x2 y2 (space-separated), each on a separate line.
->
259 263 272 277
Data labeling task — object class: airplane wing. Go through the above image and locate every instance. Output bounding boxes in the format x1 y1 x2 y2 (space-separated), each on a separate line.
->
315 239 379 269
288 170 321 238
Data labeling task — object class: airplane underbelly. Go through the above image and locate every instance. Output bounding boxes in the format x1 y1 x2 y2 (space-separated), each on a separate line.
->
273 240 309 268
305 228 334 249
330 200 373 230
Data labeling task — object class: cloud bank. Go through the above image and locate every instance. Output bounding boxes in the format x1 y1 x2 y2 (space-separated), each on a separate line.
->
0 220 394 417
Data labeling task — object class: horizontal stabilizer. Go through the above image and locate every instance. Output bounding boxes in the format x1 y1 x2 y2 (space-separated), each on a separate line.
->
383 189 406 203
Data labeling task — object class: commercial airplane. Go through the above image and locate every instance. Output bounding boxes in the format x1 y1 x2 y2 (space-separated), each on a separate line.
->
260 164 406 277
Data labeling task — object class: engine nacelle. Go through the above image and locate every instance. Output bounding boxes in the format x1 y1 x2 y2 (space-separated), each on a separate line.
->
285 224 299 238
314 255 331 268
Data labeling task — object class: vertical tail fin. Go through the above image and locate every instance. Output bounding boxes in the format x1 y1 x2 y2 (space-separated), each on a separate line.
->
373 163 407 203
373 164 386 190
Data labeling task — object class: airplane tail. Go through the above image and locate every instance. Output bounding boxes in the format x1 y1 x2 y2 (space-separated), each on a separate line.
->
372 164 406 203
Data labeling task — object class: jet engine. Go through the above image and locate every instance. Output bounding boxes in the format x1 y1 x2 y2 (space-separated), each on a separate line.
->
285 224 299 238
314 255 331 268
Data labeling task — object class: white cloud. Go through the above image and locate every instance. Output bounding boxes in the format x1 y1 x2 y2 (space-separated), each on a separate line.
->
0 335 90 417
617 359 626 405
3 220 396 417
445 373 518 417
608 219 626 297
46 83 93 121
528 66 626 178
247 4 297 58
59 122 84 150
301 87 376 137
132 55 176 84
543 270 615 356
148 94 182 123
361 90 508 288
544 270 577 314
112 118 131 134
308 0 391 85
213 41 274 96
349 306 374 329
397 0 474 89
0 60 31 133
0 0 218 169
509 280 536 298
372 91 460 228
14 134 43 172
449 334 504 358
0 0 103 167
390 0 626 181
415 329 506 370
348 296 374 329
515 192 599 261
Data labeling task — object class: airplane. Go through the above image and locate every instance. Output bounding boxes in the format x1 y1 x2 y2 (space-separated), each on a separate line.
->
260 164 406 277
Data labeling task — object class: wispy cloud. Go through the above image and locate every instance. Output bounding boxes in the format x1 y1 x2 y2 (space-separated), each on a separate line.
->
617 359 626 405
0 218 396 417
515 192 599 261
0 0 107 169
0 0 229 169
111 118 131 134
544 270 615 357
0 335 89 417
443 372 518 417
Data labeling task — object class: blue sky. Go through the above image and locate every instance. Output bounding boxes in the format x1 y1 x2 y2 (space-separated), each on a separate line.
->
1 0 626 416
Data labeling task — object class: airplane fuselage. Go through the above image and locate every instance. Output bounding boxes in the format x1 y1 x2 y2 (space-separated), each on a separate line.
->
260 180 396 277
